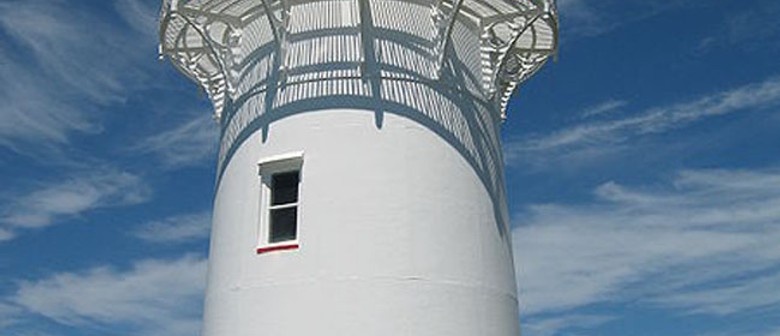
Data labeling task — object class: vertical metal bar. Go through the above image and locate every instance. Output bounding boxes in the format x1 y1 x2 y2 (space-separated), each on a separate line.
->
357 0 374 79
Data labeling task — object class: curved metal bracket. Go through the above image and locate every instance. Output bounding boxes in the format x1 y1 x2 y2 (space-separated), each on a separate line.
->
260 0 291 82
479 3 557 119
159 1 246 119
431 0 464 78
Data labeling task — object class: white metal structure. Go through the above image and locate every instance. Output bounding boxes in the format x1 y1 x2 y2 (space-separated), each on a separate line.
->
159 0 557 334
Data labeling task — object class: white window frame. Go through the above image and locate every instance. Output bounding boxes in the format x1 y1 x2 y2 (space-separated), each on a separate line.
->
257 151 304 253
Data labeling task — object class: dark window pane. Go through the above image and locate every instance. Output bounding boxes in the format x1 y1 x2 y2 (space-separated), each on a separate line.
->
272 171 299 205
269 207 297 243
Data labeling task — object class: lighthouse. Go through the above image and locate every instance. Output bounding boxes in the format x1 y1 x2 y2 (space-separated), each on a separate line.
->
158 0 557 334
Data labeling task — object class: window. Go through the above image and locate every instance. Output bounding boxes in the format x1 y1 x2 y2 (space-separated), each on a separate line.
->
257 152 303 254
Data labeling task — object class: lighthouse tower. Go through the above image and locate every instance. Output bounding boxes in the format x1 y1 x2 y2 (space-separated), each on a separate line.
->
159 0 557 334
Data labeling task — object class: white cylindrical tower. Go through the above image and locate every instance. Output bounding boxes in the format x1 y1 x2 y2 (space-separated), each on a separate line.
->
159 0 557 334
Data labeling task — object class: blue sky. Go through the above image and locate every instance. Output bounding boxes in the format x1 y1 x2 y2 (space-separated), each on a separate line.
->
0 0 779 335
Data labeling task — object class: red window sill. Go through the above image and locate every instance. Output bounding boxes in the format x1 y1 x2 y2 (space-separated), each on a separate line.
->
256 243 299 254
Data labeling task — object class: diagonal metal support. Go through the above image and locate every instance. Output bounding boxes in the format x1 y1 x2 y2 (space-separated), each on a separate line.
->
431 0 464 78
260 0 291 80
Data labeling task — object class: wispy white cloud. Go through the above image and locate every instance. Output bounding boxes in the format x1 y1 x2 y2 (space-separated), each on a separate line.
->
514 168 780 327
727 1 780 45
699 325 780 336
506 76 780 167
0 302 23 329
9 256 206 336
0 0 160 151
114 0 159 38
652 271 780 316
580 99 628 118
766 328 780 336
0 229 14 242
0 169 151 234
522 314 615 336
696 0 780 55
0 46 98 150
133 212 212 243
556 0 602 35
132 114 218 169
556 0 688 37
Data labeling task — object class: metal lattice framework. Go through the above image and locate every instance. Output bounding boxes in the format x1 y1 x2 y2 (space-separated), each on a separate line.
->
159 0 557 120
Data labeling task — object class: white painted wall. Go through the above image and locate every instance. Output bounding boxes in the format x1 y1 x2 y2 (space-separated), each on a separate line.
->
205 109 517 335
